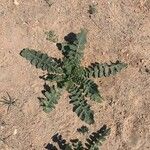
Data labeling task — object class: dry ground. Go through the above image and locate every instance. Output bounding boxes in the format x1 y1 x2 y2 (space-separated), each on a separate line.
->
0 0 150 150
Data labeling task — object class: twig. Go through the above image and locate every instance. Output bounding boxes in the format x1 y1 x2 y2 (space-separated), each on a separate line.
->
0 92 24 115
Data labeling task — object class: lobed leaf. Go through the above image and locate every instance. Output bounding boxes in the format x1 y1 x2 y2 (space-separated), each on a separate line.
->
80 79 102 102
84 61 127 78
75 29 87 59
39 84 61 112
69 85 94 124
70 139 84 150
85 125 111 150
58 29 87 70
41 74 64 82
20 48 63 73
77 126 89 134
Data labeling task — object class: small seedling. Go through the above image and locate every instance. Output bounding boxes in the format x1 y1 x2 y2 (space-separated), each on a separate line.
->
45 31 58 43
0 92 17 113
20 29 127 124
77 126 89 134
45 125 110 150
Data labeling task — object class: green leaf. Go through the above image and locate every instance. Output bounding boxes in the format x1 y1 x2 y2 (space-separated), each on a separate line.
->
41 74 64 82
76 29 87 44
80 79 102 102
39 84 61 112
20 48 63 73
77 126 89 134
70 139 84 150
84 61 127 78
85 125 111 150
65 144 73 150
69 86 94 124
45 30 58 43
61 29 87 71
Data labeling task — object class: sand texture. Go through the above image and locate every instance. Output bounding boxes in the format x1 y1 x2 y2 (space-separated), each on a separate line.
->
0 0 150 150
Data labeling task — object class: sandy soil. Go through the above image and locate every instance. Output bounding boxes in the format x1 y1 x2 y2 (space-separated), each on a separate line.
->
0 0 150 150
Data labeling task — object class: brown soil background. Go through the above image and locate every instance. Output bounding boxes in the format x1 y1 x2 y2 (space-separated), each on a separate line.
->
0 0 150 150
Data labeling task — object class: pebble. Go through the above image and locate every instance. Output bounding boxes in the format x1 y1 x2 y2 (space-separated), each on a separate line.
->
13 0 19 6
13 129 17 135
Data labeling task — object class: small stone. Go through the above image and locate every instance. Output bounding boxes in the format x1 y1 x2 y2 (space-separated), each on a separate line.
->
13 0 19 5
0 126 4 130
13 129 17 135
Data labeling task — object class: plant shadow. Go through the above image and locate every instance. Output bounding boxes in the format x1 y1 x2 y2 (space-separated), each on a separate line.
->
45 133 69 150
56 32 77 57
